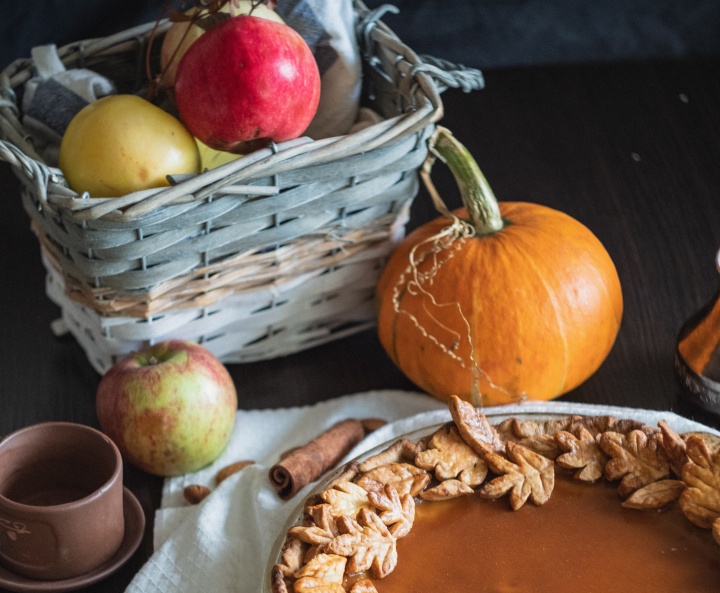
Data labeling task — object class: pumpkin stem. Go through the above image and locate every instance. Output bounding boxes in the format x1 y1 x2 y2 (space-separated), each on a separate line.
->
427 126 504 235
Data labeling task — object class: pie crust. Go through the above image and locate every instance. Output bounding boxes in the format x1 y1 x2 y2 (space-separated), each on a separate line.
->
270 395 720 593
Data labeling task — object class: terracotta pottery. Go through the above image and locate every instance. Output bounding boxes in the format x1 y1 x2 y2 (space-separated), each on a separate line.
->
0 422 125 580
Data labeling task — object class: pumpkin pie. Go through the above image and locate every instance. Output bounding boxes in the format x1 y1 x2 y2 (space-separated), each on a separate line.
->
269 395 720 593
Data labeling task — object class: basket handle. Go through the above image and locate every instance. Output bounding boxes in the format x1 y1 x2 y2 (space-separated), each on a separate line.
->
413 55 485 94
0 139 53 201
356 3 485 94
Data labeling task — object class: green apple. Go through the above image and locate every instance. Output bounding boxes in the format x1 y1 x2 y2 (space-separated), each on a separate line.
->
96 340 237 476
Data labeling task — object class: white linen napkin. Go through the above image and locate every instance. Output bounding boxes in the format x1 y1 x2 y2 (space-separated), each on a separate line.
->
125 391 720 593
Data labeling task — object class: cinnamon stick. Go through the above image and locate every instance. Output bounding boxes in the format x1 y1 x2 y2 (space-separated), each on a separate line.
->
269 418 384 500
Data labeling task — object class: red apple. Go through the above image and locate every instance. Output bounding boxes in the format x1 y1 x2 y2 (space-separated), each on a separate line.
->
158 1 284 95
96 340 237 477
173 15 321 153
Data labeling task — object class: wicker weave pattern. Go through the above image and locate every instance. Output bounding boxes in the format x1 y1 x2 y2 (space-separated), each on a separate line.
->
0 1 484 373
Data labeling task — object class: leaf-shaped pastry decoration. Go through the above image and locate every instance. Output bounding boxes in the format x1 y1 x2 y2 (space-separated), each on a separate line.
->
504 417 574 459
449 395 504 455
555 427 607 482
320 480 371 519
289 505 337 546
577 415 650 438
658 420 688 477
599 430 671 497
326 509 398 579
356 463 430 498
415 425 488 487
293 553 346 593
357 439 414 475
622 479 685 510
275 535 306 579
366 483 415 538
293 577 345 593
349 579 379 593
683 431 720 455
478 441 555 510
679 435 720 529
420 478 475 501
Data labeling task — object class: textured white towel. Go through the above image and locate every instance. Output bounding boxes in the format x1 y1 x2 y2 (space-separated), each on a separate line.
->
125 391 720 593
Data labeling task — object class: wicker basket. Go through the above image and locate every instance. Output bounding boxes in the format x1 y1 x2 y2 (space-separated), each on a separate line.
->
0 1 483 373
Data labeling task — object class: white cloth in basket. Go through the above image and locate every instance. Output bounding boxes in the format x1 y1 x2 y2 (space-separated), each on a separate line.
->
21 44 116 165
275 0 362 140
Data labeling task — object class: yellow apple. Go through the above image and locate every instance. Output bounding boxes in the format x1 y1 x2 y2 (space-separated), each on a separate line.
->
195 138 243 170
59 94 200 197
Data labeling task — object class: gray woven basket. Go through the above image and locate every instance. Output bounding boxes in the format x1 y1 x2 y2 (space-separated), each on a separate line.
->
0 1 484 373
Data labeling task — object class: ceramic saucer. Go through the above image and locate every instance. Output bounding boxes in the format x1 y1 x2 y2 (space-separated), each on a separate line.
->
0 487 145 592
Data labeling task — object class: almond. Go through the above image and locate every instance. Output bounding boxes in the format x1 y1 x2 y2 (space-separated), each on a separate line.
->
215 460 254 485
184 484 211 504
361 418 388 433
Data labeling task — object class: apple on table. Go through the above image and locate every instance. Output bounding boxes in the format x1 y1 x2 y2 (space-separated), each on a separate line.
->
96 340 238 477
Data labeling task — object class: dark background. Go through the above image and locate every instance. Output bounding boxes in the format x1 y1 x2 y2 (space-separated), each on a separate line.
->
2 0 720 71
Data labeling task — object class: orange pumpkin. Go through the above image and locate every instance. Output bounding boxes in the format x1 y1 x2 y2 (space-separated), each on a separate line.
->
376 127 623 406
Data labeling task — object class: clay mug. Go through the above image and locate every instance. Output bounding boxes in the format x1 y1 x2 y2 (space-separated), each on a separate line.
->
0 422 125 580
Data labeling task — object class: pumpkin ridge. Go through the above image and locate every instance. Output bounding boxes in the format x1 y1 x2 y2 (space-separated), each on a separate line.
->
499 207 622 393
382 226 475 399
389 281 409 368
471 219 570 399
505 227 570 397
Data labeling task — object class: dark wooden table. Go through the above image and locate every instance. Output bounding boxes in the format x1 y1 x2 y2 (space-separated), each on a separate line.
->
2 56 720 592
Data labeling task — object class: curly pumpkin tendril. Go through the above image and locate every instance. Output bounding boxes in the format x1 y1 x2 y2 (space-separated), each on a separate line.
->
391 127 522 407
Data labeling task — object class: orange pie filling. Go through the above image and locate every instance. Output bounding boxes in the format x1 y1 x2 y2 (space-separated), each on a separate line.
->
270 396 720 593
378 476 720 593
